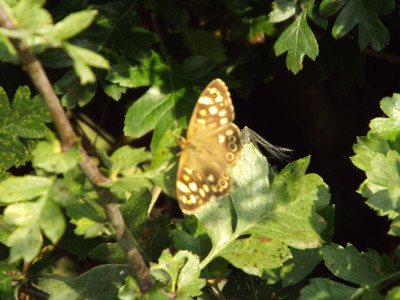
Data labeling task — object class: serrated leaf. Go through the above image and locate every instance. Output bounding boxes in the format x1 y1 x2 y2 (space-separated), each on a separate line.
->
151 249 206 298
274 11 318 74
196 144 329 277
118 275 169 300
5 190 65 262
322 244 388 286
299 278 359 299
47 10 98 41
268 0 297 23
32 134 81 173
0 86 51 170
107 51 168 88
0 175 52 204
12 0 52 31
332 0 394 51
37 264 130 300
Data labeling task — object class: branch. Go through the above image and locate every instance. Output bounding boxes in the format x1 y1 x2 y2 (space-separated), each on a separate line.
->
0 6 153 293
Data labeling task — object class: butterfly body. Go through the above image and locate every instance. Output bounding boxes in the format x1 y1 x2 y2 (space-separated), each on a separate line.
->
176 79 242 214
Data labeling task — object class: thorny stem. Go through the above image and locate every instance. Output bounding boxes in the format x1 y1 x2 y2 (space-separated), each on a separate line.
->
0 6 153 293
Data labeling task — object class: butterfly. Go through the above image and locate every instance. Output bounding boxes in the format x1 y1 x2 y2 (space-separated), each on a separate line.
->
176 79 242 214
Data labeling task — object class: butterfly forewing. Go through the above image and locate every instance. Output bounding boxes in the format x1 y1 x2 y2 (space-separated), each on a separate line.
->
176 79 242 214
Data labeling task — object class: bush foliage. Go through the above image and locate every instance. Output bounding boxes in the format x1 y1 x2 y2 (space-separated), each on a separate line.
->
0 0 399 299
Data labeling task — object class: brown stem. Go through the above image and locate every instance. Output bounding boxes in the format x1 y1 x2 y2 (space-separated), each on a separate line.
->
0 6 152 293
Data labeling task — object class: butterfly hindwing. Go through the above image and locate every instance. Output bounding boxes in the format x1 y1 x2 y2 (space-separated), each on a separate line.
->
176 79 242 214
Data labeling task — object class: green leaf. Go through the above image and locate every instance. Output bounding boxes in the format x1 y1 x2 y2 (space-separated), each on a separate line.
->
11 0 52 31
110 146 151 176
118 275 169 300
387 287 400 300
274 11 319 74
120 188 152 231
53 70 97 108
332 0 394 51
0 175 52 204
151 249 206 298
124 87 179 138
4 190 66 262
299 278 359 299
268 0 297 23
196 144 329 276
320 0 348 17
299 243 396 299
0 86 51 171
132 214 172 262
107 51 168 88
47 10 98 41
0 261 19 300
64 42 110 85
89 243 126 264
270 248 323 287
66 192 108 238
307 4 328 29
322 244 394 285
37 264 130 300
351 94 400 222
32 134 81 174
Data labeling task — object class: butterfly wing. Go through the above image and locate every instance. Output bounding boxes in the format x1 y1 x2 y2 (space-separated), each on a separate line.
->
176 79 242 214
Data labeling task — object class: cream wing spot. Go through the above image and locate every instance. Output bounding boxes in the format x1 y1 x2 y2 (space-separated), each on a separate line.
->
218 110 227 117
218 135 225 143
226 129 234 136
198 96 213 105
207 174 215 182
190 195 196 204
215 96 223 102
182 174 190 182
184 167 193 175
220 118 228 125
199 109 207 116
208 106 218 115
199 189 205 197
209 88 217 94
196 119 206 125
177 181 190 193
189 182 198 191
203 184 210 192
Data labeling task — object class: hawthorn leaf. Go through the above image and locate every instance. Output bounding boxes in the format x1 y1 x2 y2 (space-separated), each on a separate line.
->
38 264 130 300
274 10 318 74
151 249 205 298
268 0 297 23
32 134 81 174
332 0 394 51
0 86 51 171
196 144 329 277
47 10 98 41
0 176 52 204
299 278 359 299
